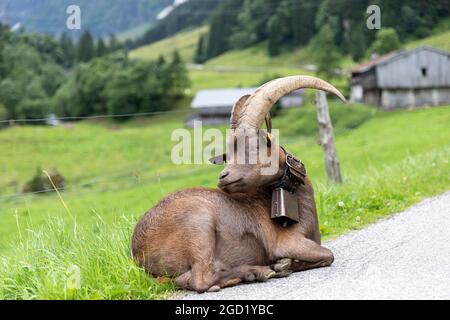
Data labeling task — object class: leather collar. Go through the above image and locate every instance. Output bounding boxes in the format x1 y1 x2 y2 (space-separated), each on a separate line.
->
269 147 306 193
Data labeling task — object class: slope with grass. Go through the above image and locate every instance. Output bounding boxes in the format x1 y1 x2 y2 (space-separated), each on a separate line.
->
128 27 318 92
129 26 209 62
116 21 156 42
129 26 450 94
406 30 450 52
0 104 449 299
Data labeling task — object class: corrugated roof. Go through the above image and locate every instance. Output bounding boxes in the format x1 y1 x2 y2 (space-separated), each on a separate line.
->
351 46 450 74
191 88 258 109
191 87 304 109
351 51 401 74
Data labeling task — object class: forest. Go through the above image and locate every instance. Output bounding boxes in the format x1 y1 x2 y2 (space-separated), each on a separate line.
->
200 0 450 61
0 26 189 123
129 0 450 64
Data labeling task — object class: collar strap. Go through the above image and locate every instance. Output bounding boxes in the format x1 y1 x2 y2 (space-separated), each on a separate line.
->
265 112 272 135
270 148 306 193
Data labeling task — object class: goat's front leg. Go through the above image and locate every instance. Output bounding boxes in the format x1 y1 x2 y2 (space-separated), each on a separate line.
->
208 264 286 292
275 236 334 272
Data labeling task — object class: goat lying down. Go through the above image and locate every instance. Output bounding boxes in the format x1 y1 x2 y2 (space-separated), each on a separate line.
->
132 76 346 293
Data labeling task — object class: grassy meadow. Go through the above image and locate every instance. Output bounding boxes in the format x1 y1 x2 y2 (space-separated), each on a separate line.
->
0 101 449 299
129 26 209 62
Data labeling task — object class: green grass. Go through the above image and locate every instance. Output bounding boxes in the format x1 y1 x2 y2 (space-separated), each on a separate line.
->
128 29 319 93
0 217 175 299
129 26 209 62
188 67 311 92
116 21 155 42
406 30 450 52
0 104 449 299
129 25 450 94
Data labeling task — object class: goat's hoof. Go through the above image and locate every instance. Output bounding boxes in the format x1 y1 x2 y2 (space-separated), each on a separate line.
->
207 285 221 292
225 278 241 287
244 273 256 282
274 270 293 278
259 270 276 281
273 258 292 272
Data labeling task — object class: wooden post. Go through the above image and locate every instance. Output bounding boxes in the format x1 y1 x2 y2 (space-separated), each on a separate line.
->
315 91 342 184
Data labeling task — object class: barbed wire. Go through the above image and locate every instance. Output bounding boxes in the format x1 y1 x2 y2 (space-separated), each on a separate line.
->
0 109 194 124
0 164 213 202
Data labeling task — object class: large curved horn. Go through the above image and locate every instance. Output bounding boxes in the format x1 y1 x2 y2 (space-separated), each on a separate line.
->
239 75 346 130
230 94 250 129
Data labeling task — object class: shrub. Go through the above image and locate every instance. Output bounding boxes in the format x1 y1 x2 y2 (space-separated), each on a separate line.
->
22 168 65 194
0 103 7 127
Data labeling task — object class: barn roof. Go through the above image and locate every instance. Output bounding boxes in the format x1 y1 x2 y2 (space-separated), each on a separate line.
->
351 46 450 75
351 51 400 74
191 87 304 108
191 88 258 109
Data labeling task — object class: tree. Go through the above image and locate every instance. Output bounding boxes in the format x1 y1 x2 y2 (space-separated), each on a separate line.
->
194 34 207 64
398 5 423 40
96 38 107 57
77 30 95 62
267 15 285 56
369 28 401 56
202 0 266 55
206 12 230 58
347 25 367 62
0 24 9 78
59 32 76 67
168 50 190 98
315 0 341 46
311 25 341 79
108 34 118 52
267 2 290 57
52 51 189 118
0 103 7 122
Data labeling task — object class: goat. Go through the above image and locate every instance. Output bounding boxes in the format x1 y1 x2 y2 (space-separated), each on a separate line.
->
132 75 346 293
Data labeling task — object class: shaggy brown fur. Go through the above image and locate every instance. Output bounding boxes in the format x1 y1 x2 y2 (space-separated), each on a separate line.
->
132 148 334 293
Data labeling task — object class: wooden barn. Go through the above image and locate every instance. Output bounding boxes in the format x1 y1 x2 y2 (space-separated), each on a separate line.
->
350 46 450 109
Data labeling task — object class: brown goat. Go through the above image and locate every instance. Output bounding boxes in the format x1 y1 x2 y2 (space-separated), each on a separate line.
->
132 76 346 292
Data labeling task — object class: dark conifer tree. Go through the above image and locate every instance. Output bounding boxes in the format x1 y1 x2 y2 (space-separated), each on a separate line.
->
77 30 95 62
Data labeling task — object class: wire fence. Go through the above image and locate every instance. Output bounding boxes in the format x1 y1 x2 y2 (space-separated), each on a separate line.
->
0 1 314 203
0 109 195 124
0 164 213 203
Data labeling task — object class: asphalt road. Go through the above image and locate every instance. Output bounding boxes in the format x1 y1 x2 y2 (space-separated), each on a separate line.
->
181 191 450 300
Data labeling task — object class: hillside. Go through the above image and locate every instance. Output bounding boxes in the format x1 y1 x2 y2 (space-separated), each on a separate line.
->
116 21 155 42
406 31 450 52
130 25 450 93
129 27 315 92
129 26 208 62
131 24 450 68
0 0 169 37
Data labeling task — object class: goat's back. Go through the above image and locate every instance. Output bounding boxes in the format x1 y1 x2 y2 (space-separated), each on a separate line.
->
131 187 272 276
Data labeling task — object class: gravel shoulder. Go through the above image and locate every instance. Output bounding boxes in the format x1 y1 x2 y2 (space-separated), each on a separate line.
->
180 191 450 300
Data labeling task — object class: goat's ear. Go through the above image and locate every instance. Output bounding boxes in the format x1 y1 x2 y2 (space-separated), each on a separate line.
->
230 94 251 129
209 153 227 165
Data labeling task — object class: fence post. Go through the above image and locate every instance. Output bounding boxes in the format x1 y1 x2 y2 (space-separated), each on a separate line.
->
315 91 342 184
